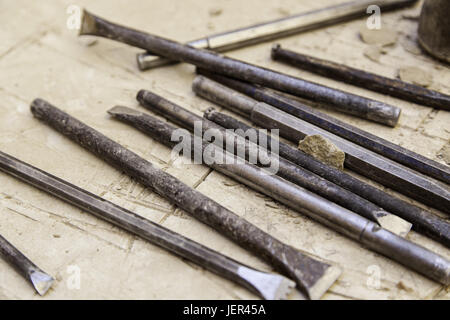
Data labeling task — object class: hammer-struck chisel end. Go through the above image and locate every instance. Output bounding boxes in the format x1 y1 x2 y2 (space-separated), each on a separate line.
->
29 268 54 296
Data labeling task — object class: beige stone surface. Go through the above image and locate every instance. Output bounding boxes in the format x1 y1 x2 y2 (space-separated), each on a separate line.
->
0 0 449 300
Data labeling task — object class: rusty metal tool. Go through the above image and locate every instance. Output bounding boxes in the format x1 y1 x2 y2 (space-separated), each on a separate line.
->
193 73 450 214
0 233 54 296
106 105 450 286
137 0 419 70
136 89 412 237
78 9 401 127
271 44 450 112
30 98 341 300
0 150 298 300
203 108 450 247
419 0 450 64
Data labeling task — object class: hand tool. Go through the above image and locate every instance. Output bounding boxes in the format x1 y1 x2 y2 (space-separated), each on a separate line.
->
271 44 450 112
0 233 54 296
192 74 450 214
136 89 412 237
78 9 401 127
0 151 297 300
106 104 450 286
203 108 450 247
136 0 419 70
419 0 450 64
30 98 341 300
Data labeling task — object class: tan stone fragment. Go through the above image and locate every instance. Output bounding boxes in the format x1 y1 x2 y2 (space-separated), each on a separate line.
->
298 135 346 170
398 66 433 88
359 28 397 47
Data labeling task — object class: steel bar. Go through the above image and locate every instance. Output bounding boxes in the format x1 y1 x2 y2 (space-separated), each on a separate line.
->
107 105 450 286
193 74 450 214
271 45 450 112
136 0 419 70
204 108 450 247
30 98 341 300
78 10 401 127
137 89 412 237
0 233 54 296
0 151 297 300
196 69 450 186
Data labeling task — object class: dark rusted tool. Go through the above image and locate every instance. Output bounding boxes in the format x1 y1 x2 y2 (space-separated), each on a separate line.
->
137 0 419 70
193 73 450 214
0 151 297 300
106 105 450 286
30 98 341 300
271 44 450 111
203 108 450 247
419 0 450 64
136 89 412 237
78 9 401 127
0 233 54 295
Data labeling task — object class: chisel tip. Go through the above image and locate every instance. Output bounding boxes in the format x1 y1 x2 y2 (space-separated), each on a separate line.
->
29 269 54 296
108 105 143 117
307 264 341 300
237 266 299 300
78 9 97 36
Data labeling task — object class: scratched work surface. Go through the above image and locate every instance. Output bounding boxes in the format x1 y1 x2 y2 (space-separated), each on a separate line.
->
0 0 449 300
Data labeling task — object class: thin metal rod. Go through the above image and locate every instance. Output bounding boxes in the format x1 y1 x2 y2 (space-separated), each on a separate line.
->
78 9 401 127
193 73 450 214
30 98 341 300
271 45 450 112
137 0 419 70
137 89 412 237
0 151 297 300
203 108 450 247
0 233 54 296
107 105 450 286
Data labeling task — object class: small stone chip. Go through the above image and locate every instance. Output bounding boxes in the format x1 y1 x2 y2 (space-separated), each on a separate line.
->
359 28 397 47
398 66 433 88
208 8 223 17
396 281 414 293
363 46 387 62
298 135 346 170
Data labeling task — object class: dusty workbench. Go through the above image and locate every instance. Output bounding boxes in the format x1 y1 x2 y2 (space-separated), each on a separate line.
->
0 0 449 300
